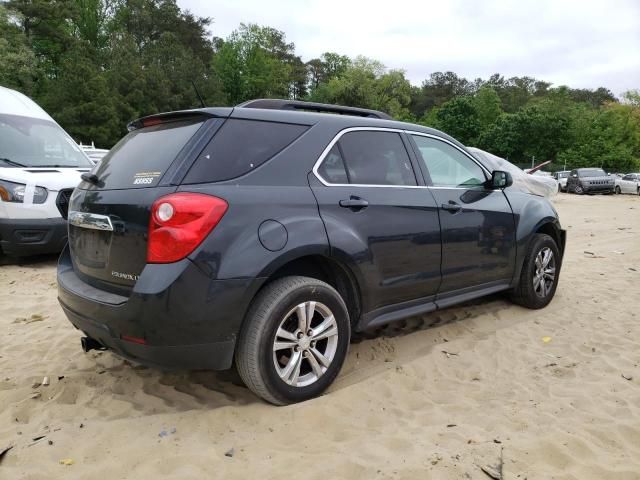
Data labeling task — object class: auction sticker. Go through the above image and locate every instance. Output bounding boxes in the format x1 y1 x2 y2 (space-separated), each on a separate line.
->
133 171 162 185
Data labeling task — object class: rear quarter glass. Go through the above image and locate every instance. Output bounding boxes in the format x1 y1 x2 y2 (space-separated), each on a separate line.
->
182 119 308 184
90 119 204 189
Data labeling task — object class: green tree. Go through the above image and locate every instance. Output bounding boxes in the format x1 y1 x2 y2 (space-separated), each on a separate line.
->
410 71 474 118
213 23 294 104
434 97 481 145
0 4 37 93
473 86 502 129
310 56 411 118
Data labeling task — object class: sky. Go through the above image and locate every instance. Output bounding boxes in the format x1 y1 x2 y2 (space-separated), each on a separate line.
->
178 0 639 97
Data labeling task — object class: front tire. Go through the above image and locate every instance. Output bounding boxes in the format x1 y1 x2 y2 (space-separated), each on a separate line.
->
510 234 561 309
235 276 351 405
615 186 621 194
574 185 584 195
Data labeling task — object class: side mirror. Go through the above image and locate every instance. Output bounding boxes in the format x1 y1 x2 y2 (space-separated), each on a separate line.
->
489 170 513 189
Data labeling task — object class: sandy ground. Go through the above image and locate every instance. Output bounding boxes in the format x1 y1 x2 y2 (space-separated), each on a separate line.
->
1 193 639 480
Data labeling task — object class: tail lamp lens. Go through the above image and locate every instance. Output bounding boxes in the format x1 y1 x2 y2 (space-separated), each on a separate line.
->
147 193 228 263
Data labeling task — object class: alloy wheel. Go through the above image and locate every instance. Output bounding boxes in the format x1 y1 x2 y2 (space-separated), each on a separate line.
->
533 247 556 298
272 301 339 387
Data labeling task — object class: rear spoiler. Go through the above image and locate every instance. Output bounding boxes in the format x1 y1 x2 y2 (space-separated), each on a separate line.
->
127 108 232 131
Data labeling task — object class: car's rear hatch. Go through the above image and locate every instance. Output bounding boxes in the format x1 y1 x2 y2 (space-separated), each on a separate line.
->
68 109 230 294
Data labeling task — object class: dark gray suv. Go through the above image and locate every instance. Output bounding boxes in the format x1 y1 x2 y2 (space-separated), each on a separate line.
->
58 100 566 404
566 168 615 194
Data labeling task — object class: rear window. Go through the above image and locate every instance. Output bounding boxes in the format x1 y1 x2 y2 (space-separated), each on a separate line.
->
182 119 308 184
91 119 204 189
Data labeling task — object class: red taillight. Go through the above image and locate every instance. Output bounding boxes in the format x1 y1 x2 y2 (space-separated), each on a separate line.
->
147 193 228 263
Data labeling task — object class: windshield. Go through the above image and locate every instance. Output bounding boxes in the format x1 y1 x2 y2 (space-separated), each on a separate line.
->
0 114 92 168
557 172 569 178
579 168 606 177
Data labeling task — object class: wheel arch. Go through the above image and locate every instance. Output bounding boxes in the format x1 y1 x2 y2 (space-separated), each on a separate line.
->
249 250 363 330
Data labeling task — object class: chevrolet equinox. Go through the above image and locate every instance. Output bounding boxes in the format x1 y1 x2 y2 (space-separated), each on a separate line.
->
57 99 566 404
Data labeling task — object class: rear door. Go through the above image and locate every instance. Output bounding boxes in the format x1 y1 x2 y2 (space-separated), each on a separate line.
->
408 134 516 295
68 114 222 294
310 128 442 311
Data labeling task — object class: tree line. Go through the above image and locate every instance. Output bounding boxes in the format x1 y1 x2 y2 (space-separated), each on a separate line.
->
1 0 639 172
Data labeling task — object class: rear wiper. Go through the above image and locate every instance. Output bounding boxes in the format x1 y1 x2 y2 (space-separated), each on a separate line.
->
0 157 27 167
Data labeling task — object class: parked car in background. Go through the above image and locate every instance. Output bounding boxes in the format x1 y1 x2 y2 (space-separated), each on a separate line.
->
566 168 615 195
615 173 640 195
0 86 92 256
58 99 566 405
79 142 109 165
553 170 570 192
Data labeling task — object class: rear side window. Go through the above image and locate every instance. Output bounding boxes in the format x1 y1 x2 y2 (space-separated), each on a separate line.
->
92 119 204 189
317 145 349 184
183 119 308 183
331 131 417 186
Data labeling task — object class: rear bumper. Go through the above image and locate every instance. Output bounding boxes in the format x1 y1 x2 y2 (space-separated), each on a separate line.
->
61 302 236 370
57 245 262 370
0 217 68 256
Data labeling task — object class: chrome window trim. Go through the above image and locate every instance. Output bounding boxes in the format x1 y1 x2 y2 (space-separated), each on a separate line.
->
68 211 114 231
312 127 490 188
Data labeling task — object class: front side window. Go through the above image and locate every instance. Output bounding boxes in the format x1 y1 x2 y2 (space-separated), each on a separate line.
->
326 130 417 186
0 114 91 168
411 135 486 187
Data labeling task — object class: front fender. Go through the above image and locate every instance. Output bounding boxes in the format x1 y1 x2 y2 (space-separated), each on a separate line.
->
504 190 564 286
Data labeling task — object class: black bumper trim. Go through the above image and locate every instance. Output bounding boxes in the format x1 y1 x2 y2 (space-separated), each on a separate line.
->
60 301 235 370
0 217 68 256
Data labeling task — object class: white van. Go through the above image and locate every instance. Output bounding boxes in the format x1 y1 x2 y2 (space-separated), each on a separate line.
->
0 86 92 256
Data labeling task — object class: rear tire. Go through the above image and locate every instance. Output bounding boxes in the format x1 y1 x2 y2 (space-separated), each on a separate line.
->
510 234 561 309
615 186 621 194
235 276 350 405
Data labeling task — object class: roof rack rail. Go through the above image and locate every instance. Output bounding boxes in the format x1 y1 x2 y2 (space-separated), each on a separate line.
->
236 99 392 120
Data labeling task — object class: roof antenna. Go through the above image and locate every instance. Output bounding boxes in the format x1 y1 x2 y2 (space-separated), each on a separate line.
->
192 81 205 108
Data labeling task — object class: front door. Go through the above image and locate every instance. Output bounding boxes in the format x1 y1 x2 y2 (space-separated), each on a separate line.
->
310 129 442 312
408 134 516 294
621 174 638 194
